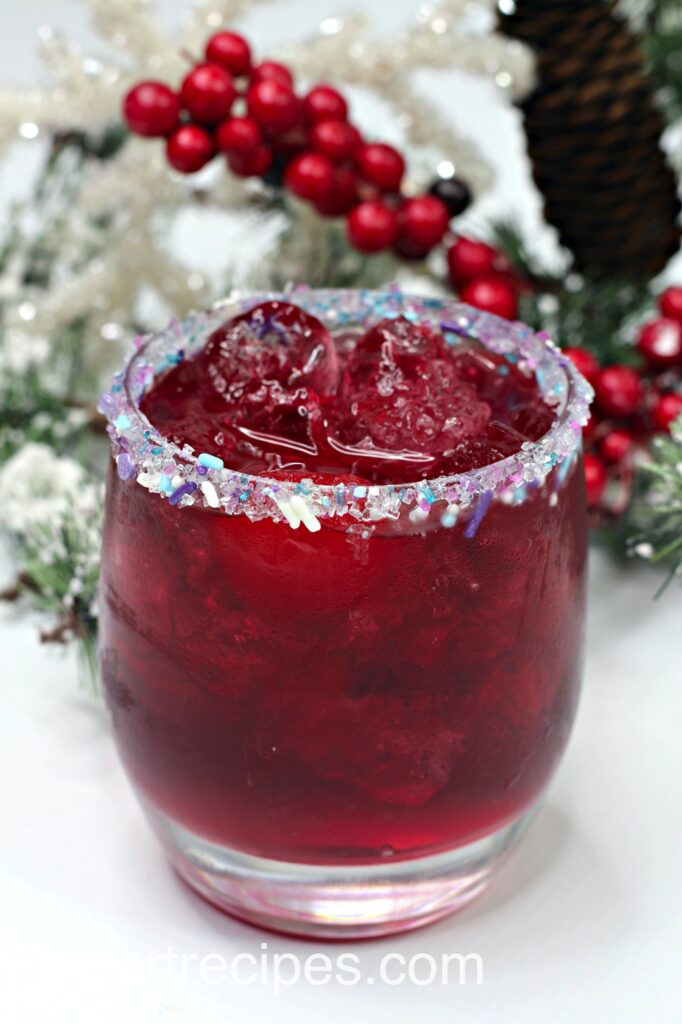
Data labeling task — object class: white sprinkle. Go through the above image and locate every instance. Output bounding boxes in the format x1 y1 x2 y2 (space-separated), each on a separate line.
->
274 498 301 529
549 492 558 507
171 474 183 488
290 495 321 533
136 471 158 488
409 506 429 524
201 481 220 508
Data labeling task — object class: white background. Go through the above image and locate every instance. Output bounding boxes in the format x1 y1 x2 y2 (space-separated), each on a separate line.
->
1 3 682 1022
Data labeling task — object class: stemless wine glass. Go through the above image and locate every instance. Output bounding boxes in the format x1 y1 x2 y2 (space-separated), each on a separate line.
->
98 289 592 939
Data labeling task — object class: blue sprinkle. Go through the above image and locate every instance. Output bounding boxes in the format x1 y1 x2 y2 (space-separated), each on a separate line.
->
556 451 576 487
464 491 493 539
441 510 457 528
353 486 367 498
151 446 163 455
198 452 224 470
159 475 173 493
168 481 197 506
114 414 131 431
420 484 436 505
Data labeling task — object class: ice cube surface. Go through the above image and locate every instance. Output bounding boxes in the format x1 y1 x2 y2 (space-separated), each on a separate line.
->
142 302 553 483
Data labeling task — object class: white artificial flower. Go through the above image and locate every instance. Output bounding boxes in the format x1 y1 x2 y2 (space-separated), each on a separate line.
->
0 329 50 374
0 442 88 534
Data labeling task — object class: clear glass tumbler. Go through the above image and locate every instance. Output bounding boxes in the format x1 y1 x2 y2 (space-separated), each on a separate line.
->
99 289 592 938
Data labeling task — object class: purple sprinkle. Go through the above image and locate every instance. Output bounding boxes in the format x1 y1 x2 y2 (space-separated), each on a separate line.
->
196 464 208 476
98 393 116 417
464 491 493 539
116 453 135 481
440 319 475 339
168 481 197 506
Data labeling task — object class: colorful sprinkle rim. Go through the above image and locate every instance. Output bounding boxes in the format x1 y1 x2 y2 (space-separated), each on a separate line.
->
98 287 593 529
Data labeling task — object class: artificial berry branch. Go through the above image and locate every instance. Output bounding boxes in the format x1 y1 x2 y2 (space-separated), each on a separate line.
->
123 29 523 321
124 31 459 257
487 220 682 523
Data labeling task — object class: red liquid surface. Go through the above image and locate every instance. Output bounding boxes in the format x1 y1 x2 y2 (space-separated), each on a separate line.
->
100 303 587 863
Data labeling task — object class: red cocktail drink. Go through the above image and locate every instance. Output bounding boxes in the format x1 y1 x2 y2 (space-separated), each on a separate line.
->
99 290 592 937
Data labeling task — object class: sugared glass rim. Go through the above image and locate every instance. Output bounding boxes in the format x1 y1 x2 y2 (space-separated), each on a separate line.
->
99 287 593 530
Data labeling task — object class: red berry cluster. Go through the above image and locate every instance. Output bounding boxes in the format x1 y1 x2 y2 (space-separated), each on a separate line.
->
123 31 459 261
565 286 682 511
445 236 521 321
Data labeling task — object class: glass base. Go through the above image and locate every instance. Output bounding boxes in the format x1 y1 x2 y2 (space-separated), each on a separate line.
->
143 801 532 939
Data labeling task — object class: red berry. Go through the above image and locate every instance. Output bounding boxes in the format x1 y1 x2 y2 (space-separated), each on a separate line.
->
123 81 180 137
181 64 236 124
310 119 362 163
303 84 348 123
399 195 450 250
314 167 358 217
347 201 399 252
284 152 335 201
584 453 607 507
251 61 294 87
659 286 682 323
447 237 506 286
594 365 642 417
227 142 273 177
652 392 682 432
392 236 432 261
205 31 251 77
460 276 518 321
564 347 600 385
356 143 405 192
247 79 300 133
166 124 215 173
600 428 635 464
216 116 262 155
637 317 682 368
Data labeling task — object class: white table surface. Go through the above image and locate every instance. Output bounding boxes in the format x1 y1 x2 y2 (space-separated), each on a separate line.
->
2 3 682 1021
